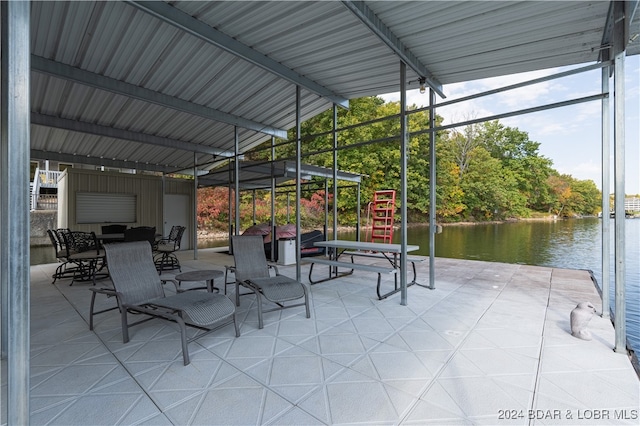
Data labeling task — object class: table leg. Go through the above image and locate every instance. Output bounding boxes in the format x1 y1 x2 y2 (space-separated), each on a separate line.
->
207 278 220 293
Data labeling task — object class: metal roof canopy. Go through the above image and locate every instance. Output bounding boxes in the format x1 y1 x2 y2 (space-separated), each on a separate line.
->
5 4 638 424
27 1 639 173
198 160 362 190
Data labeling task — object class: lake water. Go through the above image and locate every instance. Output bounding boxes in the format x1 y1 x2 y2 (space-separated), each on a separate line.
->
32 218 638 352
338 218 640 354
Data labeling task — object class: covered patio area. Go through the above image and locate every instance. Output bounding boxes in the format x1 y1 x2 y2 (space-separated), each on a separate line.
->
25 250 638 425
3 2 639 422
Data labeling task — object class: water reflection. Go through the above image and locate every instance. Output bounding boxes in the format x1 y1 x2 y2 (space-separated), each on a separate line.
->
31 218 639 351
339 217 639 352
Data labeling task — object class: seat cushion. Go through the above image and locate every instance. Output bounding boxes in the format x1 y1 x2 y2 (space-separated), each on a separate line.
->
248 275 306 302
156 243 176 252
148 292 235 327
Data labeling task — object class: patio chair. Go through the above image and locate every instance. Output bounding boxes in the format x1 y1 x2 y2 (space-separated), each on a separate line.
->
231 235 310 329
97 241 239 365
154 225 185 274
124 226 156 246
101 224 127 234
47 229 76 283
56 229 106 285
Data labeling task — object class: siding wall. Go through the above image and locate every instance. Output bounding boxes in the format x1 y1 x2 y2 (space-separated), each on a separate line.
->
57 169 194 248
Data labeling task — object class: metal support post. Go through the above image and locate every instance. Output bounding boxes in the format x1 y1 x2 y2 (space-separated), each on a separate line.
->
612 1 626 354
601 65 610 319
428 88 437 290
333 104 338 240
324 179 329 237
399 61 408 305
270 137 276 262
193 152 198 259
227 161 233 252
1 1 31 423
234 127 240 236
295 86 302 280
252 189 256 224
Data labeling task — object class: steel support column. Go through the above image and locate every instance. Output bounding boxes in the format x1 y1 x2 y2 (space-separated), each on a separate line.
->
428 88 437 290
193 152 198 259
270 137 276 262
252 190 257 224
295 86 302 281
1 1 31 423
324 180 329 237
356 184 361 241
333 104 338 240
612 1 627 354
601 65 611 319
227 161 233 252
234 127 240 237
400 61 408 305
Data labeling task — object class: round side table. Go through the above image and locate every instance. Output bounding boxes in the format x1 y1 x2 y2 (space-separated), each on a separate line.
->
174 270 224 293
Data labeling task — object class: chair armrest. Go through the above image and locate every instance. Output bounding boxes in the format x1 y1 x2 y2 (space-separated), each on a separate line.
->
161 278 179 292
89 287 116 297
267 262 280 275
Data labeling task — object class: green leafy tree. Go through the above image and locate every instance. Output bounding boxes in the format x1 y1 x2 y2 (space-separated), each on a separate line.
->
448 123 482 179
477 121 554 210
434 134 466 221
459 147 527 220
197 97 601 230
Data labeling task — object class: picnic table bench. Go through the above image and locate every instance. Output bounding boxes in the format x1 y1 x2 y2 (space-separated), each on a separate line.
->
342 250 426 286
304 257 398 299
304 240 422 300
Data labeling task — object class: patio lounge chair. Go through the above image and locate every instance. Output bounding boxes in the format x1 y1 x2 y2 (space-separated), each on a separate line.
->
98 241 239 365
231 235 310 329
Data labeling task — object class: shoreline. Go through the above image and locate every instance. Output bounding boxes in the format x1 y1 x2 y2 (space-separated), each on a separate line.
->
197 215 568 241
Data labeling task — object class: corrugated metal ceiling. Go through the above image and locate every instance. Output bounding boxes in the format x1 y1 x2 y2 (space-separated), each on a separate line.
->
28 1 638 176
198 160 362 190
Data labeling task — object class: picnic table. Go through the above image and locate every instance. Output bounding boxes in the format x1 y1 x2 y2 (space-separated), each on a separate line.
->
306 240 422 299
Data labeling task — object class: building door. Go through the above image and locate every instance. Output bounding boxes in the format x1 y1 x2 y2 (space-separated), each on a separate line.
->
163 194 191 250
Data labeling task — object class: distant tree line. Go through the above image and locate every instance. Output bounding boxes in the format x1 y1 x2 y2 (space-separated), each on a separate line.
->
197 97 601 231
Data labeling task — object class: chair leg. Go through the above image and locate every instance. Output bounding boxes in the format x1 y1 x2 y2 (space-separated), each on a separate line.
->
120 307 130 343
304 286 311 319
224 268 229 296
52 263 63 284
89 290 97 330
169 253 181 272
156 252 181 274
175 315 190 366
255 290 264 329
233 312 240 337
159 253 166 274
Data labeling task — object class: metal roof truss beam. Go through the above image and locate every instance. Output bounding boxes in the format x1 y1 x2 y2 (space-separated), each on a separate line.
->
31 55 287 139
127 0 349 108
31 113 234 157
342 1 444 98
30 149 173 174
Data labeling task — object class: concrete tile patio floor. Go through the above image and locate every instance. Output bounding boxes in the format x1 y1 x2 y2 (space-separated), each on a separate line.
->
19 249 639 425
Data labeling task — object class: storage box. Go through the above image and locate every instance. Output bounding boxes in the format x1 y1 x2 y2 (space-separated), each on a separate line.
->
277 238 296 265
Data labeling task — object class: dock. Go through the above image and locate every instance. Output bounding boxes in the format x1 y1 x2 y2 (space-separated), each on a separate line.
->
24 250 639 425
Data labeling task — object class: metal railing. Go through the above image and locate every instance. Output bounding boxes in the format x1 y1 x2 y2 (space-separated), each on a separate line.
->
30 168 62 210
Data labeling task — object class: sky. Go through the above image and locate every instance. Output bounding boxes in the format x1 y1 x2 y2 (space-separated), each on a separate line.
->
381 56 640 195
